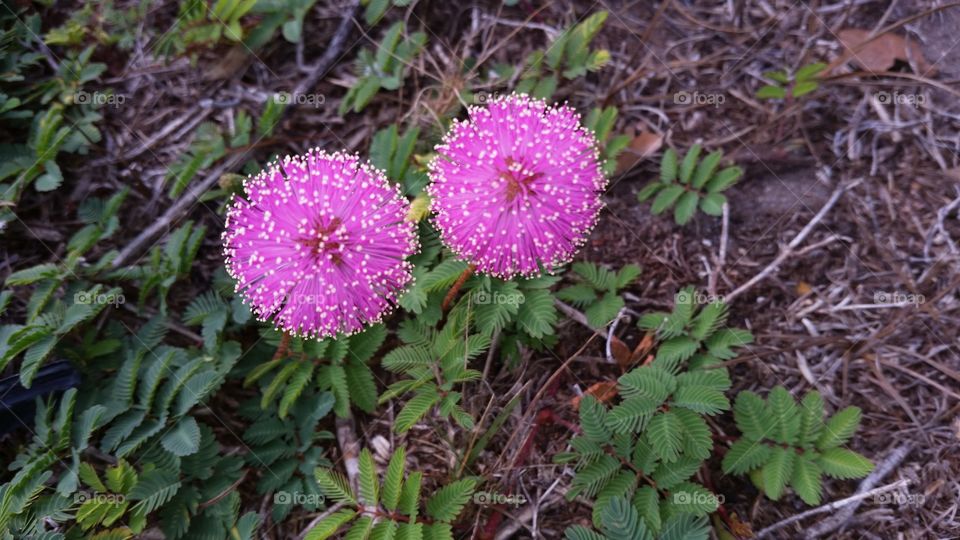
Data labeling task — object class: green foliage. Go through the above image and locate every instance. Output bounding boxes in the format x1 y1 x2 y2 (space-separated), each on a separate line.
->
557 262 641 327
244 326 386 418
758 62 827 100
723 387 873 504
637 144 742 224
0 9 105 224
308 447 477 539
111 220 206 312
559 289 750 534
360 0 412 25
0 245 253 540
564 497 710 540
637 287 753 370
166 122 227 198
339 22 426 114
387 239 563 423
245 0 320 45
0 5 876 539
370 123 426 195
166 100 280 198
584 106 632 176
379 313 483 433
155 0 258 56
516 12 610 99
238 389 335 522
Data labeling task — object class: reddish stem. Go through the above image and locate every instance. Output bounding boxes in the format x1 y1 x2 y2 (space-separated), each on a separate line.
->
272 333 291 361
442 264 476 311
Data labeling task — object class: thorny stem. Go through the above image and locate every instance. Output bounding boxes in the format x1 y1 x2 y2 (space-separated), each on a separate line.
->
442 264 476 311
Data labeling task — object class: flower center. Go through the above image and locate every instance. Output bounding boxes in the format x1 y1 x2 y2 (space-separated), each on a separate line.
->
500 157 542 203
300 217 346 264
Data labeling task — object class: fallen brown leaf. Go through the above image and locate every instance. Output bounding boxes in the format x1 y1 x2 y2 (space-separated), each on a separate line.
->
836 28 935 74
614 131 663 176
610 336 633 370
631 332 656 365
571 381 619 410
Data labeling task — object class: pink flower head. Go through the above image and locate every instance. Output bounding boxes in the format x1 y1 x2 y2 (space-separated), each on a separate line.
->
223 150 418 338
428 93 606 278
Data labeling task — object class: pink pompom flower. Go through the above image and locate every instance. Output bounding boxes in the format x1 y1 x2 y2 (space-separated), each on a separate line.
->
427 93 606 279
223 150 418 338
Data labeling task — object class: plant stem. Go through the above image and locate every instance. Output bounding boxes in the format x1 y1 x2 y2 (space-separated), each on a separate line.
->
441 264 476 311
272 332 291 361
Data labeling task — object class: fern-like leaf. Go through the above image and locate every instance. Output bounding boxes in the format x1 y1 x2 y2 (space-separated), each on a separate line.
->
564 525 607 540
675 408 712 461
345 516 375 539
516 289 557 338
671 385 729 415
647 411 684 463
606 396 658 434
618 366 675 403
733 391 772 441
767 386 801 445
669 482 720 514
632 485 661 532
303 510 357 540
381 447 406 512
760 447 795 500
569 455 620 499
128 469 180 515
395 387 440 433
599 496 652 540
657 515 710 540
357 449 379 507
688 301 727 341
424 478 476 522
652 456 702 490
314 468 356 505
816 447 873 479
278 361 314 418
398 471 422 519
791 456 823 505
721 439 772 475
579 395 612 443
797 391 825 447
344 358 378 414
704 328 752 359
815 406 861 450
592 471 637 528
381 345 433 373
